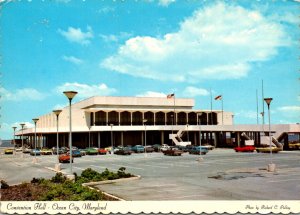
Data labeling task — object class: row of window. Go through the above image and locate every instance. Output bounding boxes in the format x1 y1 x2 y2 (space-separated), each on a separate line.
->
90 111 218 126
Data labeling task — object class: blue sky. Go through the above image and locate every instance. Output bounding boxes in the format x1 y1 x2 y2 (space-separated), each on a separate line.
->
1 0 299 139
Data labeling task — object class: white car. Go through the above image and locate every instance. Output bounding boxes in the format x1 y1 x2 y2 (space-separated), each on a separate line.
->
160 144 170 152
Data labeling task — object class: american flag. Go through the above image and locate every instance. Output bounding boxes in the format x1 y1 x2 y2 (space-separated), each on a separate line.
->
214 95 222 100
167 93 175 99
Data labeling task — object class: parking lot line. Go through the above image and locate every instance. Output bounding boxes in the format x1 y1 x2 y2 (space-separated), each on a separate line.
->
73 166 85 170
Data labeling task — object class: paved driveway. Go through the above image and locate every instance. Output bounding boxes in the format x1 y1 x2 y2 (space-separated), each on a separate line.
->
1 149 299 200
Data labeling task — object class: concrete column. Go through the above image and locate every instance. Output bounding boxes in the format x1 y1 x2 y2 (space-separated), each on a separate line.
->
121 131 124 147
161 131 164 145
237 132 241 147
93 112 96 126
118 112 121 125
165 113 167 125
98 132 101 148
154 112 156 125
106 112 108 125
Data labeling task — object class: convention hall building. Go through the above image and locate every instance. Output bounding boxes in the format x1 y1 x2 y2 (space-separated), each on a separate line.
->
15 96 300 150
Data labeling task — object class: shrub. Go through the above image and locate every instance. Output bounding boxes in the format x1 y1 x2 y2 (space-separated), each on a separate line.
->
81 168 101 180
31 177 45 184
0 180 9 189
51 173 66 183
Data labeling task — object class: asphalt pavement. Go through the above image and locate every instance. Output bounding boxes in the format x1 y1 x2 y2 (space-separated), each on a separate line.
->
0 148 299 200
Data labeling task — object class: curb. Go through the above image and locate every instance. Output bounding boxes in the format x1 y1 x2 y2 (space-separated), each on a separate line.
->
82 175 141 201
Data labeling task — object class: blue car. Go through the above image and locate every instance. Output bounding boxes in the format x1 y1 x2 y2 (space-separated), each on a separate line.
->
69 150 82 157
30 149 41 156
188 146 208 155
132 145 145 153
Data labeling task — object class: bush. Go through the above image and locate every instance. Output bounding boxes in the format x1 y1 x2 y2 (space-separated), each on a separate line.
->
51 173 66 183
31 177 45 184
1 180 9 189
81 168 101 181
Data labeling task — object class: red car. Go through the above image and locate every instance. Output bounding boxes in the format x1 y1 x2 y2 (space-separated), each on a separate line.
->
58 154 74 163
98 148 107 155
234 146 256 152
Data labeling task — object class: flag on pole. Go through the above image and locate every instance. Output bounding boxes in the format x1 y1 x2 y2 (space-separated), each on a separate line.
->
167 93 175 99
214 95 222 100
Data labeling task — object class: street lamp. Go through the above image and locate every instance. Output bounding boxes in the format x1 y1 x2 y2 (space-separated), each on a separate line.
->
197 113 203 161
63 91 77 176
110 124 114 155
53 109 62 171
264 98 275 172
32 118 39 163
143 119 147 157
20 123 25 156
12 126 17 156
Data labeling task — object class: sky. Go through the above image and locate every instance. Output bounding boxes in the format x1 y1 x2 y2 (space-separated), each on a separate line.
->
0 0 299 139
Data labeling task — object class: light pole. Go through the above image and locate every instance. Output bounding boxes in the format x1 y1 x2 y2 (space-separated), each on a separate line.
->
143 119 147 157
32 118 39 163
12 126 17 155
53 109 62 171
198 113 203 161
110 124 114 155
20 123 25 156
264 98 275 172
63 91 77 176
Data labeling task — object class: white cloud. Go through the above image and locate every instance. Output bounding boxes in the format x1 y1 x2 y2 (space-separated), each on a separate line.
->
136 91 166 97
58 26 93 45
278 106 300 112
100 32 132 43
0 87 45 101
97 6 115 14
101 3 289 83
182 86 209 97
158 0 176 7
62 55 83 65
56 82 117 99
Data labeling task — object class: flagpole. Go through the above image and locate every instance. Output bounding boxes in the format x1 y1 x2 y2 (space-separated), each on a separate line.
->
210 88 213 125
221 95 223 125
256 89 259 124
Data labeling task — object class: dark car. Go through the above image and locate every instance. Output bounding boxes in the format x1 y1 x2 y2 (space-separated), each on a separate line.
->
145 146 154 153
132 145 145 153
234 146 256 152
115 147 132 155
163 147 183 156
52 147 64 155
189 146 208 155
152 144 162 152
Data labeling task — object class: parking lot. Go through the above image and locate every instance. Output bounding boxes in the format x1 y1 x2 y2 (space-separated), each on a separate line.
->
0 149 299 200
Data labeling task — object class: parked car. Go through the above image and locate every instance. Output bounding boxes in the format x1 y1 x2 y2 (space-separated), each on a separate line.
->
58 153 73 163
115 147 132 155
289 143 300 150
105 147 114 154
160 144 170 152
256 147 282 153
163 147 183 156
145 145 154 153
23 148 31 153
202 144 215 150
98 148 107 155
4 148 14 154
70 150 82 157
30 149 41 156
79 149 87 156
14 147 22 152
189 146 208 155
52 147 64 155
234 146 256 152
177 145 189 152
132 145 145 153
85 148 98 155
60 147 69 154
152 144 162 152
40 148 53 155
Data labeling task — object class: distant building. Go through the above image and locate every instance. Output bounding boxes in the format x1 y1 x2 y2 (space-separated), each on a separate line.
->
15 96 300 150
